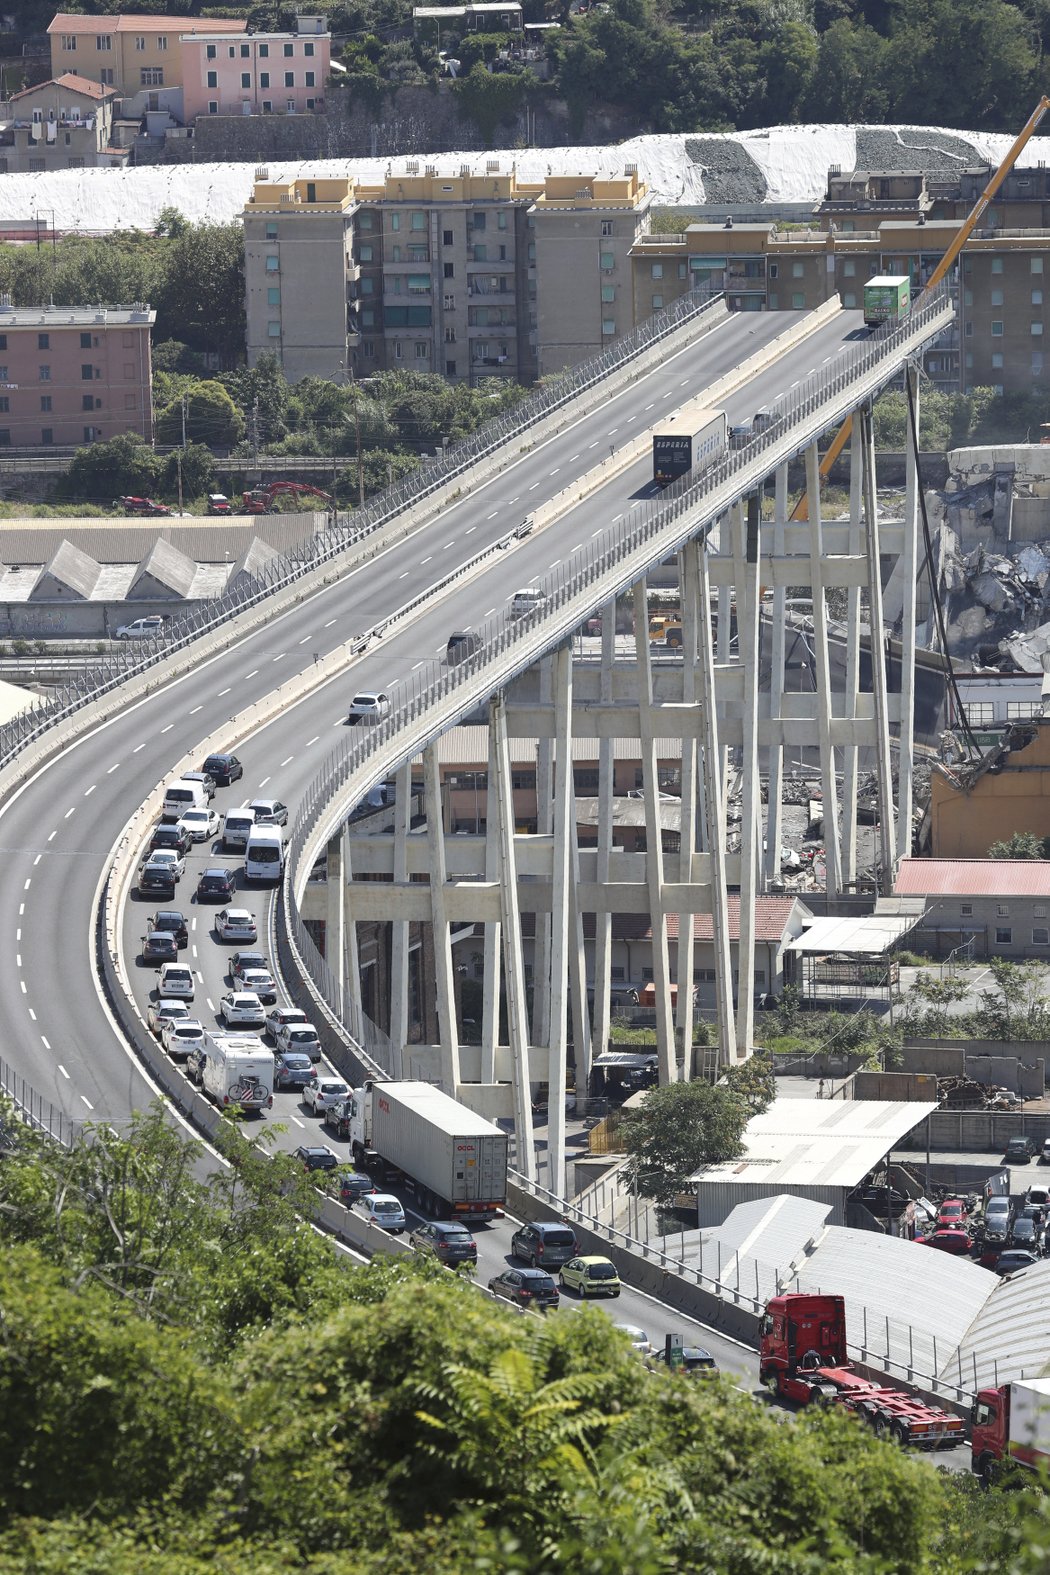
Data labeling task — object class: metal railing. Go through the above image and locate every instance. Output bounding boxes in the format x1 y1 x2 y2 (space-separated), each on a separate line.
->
0 1052 83 1149
281 284 954 1051
0 284 723 779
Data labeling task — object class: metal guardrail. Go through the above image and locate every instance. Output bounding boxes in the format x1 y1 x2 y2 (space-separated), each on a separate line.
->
0 1052 83 1148
280 285 954 1065
0 285 723 777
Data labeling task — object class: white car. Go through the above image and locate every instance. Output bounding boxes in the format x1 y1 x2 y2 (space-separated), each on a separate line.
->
273 1021 322 1061
162 1017 206 1060
115 615 166 640
144 848 185 881
219 990 265 1027
356 1192 406 1233
215 907 257 943
266 1004 308 1040
147 997 189 1036
347 690 391 725
158 961 195 1000
613 1324 653 1355
247 797 289 827
176 807 220 843
237 966 277 1004
303 1078 350 1115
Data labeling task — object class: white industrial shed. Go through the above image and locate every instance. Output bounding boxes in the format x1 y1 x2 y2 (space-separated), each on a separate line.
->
952 1259 1050 1392
693 1099 938 1227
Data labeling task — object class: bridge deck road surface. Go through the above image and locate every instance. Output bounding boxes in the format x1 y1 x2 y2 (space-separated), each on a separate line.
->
0 310 870 1359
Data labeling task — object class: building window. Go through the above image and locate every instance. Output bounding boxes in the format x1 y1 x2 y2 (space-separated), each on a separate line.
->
79 331 92 348
359 276 373 294
265 221 277 240
652 294 663 309
259 43 268 57
208 101 218 113
414 341 428 358
61 33 76 49
997 903 1010 917
960 903 973 917
991 352 1003 368
240 42 250 57
41 427 52 444
991 256 1003 273
1033 257 1045 274
1034 322 1045 336
0 429 9 446
990 288 1004 306
842 260 855 276
0 397 8 414
650 262 663 279
1036 905 1048 919
96 34 111 50
1034 352 1044 375
394 340 403 359
443 262 454 279
792 261 805 278
284 41 294 55
38 365 50 381
157 34 167 49
842 291 856 308
1034 928 1050 946
358 244 373 262
284 72 294 87
99 69 113 84
964 702 994 725
267 286 280 305
267 321 280 338
266 254 279 272
1034 290 1044 306
1007 701 1040 719
260 72 269 87
81 364 94 381
241 73 251 88
601 284 615 302
305 71 314 86
602 317 615 334
135 34 145 50
140 66 163 85
411 211 426 231
82 393 94 411
441 229 454 247
792 292 805 309
0 367 7 380
305 40 314 55
473 245 487 262
83 427 96 443
207 70 217 87
207 43 216 59
991 320 1004 336
600 251 614 270
996 927 1012 946
445 359 456 376
39 395 51 412
444 325 455 342
443 293 454 309
37 333 49 350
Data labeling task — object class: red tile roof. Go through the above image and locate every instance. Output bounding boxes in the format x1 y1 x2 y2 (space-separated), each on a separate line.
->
895 858 1050 898
48 11 246 31
11 72 114 101
581 897 803 944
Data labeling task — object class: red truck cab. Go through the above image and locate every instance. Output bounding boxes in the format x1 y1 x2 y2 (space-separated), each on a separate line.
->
760 1292 851 1403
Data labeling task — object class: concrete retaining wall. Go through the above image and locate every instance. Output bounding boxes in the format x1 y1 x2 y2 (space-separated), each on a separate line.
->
898 1109 1050 1152
901 1040 1047 1095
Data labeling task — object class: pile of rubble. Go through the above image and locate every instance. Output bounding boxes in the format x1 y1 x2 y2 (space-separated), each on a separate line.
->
938 1074 1023 1110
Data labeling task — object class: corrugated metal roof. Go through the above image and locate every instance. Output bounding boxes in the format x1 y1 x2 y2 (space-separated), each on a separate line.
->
952 1259 1050 1389
896 858 1050 898
580 897 808 945
0 517 314 564
787 911 923 954
32 539 102 600
693 1100 938 1190
128 538 196 599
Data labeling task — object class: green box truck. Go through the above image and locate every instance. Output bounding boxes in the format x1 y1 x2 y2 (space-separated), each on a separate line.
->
863 275 911 329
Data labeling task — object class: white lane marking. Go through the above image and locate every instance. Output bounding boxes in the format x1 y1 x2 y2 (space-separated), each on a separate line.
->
291 1115 305 1129
218 687 231 697
528 481 540 490
206 998 215 1012
107 763 120 774
508 495 519 504
84 785 96 797
332 719 342 727
443 540 455 550
421 555 432 565
191 916 197 931
15 954 21 966
465 525 476 534
133 742 145 752
645 403 654 411
588 440 599 448
569 453 579 461
15 929 19 941
22 880 30 891
487 510 499 519
28 1008 35 1021
19 980 26 993
591 529 602 538
484 607 496 617
80 1096 93 1110
549 559 561 569
298 635 312 644
571 543 582 552
57 1062 68 1077
48 830 56 841
64 808 75 819
272 653 285 663
160 724 174 734
551 467 560 475
280 756 293 768
33 853 41 866
191 944 198 959
196 971 204 983
324 619 336 628
307 735 319 746
399 571 410 579
609 428 617 435
190 705 203 715
18 902 24 914
412 662 424 671
245 669 258 679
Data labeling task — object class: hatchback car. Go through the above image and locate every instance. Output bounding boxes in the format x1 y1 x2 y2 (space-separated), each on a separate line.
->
1006 1136 1037 1164
138 860 176 896
177 807 220 843
231 950 269 979
248 797 288 827
219 991 265 1028
273 1051 317 1092
140 931 178 966
266 1004 308 1039
410 1221 478 1266
1010 1216 1041 1250
918 1228 971 1256
161 1018 206 1061
357 1192 406 1233
339 1171 377 1206
995 1249 1040 1276
651 1345 718 1376
215 907 257 943
510 1221 579 1268
294 1145 339 1173
197 867 235 902
144 848 185 881
489 1267 559 1310
147 997 190 1036
150 822 192 856
180 771 216 802
236 966 277 1005
202 753 243 786
148 909 188 948
304 1078 350 1115
274 1022 322 1062
558 1256 621 1298
159 961 195 1000
982 1200 1013 1243
614 1325 652 1355
936 1198 969 1228
347 690 392 725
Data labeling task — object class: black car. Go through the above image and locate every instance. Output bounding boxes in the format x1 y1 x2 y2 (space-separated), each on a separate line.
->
203 753 243 786
488 1267 560 1310
148 909 188 948
651 1346 718 1376
339 1171 377 1205
138 865 176 896
510 1221 579 1268
197 867 235 902
180 770 216 802
410 1221 478 1266
1010 1215 1040 1249
1006 1136 1038 1164
150 822 192 856
294 1145 339 1173
140 931 178 965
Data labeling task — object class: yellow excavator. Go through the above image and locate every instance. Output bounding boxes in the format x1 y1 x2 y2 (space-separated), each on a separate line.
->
791 94 1050 521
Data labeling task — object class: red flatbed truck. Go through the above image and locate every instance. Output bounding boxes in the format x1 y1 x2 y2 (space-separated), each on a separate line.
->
759 1292 965 1450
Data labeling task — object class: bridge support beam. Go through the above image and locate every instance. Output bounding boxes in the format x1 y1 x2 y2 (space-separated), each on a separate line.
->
634 574 677 1085
861 405 898 882
735 491 762 1055
696 539 737 1067
423 743 461 1088
547 643 572 1195
532 657 554 1050
806 440 843 895
491 692 536 1178
764 462 788 891
676 543 700 1063
841 412 864 888
590 601 617 1073
480 726 502 1085
387 762 412 1079
897 365 921 863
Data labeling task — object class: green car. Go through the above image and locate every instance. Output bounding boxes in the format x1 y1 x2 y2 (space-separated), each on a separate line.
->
558 1255 621 1299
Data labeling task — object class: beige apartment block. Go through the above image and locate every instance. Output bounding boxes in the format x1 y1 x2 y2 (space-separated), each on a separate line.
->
0 73 125 173
0 302 154 448
243 164 649 386
47 12 245 104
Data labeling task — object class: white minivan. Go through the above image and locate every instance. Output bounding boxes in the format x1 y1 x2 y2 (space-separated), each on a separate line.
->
223 808 256 851
162 778 207 822
245 824 285 882
509 588 548 619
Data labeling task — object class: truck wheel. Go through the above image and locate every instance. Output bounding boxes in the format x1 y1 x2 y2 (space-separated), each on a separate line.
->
890 1422 909 1447
872 1411 890 1438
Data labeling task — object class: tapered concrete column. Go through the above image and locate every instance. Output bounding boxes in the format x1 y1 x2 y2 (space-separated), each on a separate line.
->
697 540 737 1065
898 365 920 862
532 657 554 1048
861 405 898 882
547 643 573 1197
567 813 592 1106
764 463 788 887
326 826 345 998
388 762 413 1079
591 602 616 1068
423 743 461 1088
480 716 502 1083
805 441 843 894
735 492 762 1056
676 541 701 1061
491 693 536 1178
634 574 676 1085
841 412 864 887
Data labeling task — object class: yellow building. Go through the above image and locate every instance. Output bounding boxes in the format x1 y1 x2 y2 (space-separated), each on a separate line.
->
931 721 1050 858
47 12 245 103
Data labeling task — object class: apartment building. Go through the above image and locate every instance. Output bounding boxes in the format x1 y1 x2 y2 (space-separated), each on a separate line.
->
0 73 125 173
0 302 154 447
47 11 245 117
182 16 330 120
243 164 650 385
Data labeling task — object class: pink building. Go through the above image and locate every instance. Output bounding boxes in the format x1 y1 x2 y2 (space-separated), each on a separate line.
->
0 302 154 448
181 16 330 121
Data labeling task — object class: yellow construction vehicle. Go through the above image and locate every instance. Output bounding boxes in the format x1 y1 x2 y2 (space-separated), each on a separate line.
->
791 94 1050 521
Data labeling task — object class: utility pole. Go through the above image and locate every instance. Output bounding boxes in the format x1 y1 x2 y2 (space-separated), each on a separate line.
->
176 449 183 515
180 391 188 449
353 398 365 506
250 395 260 467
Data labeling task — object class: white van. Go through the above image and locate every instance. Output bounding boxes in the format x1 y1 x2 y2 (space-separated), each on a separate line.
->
245 824 285 882
223 808 256 851
509 588 549 619
195 1030 273 1113
163 778 207 822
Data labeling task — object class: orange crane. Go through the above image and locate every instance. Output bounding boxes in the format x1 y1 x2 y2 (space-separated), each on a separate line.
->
791 94 1050 521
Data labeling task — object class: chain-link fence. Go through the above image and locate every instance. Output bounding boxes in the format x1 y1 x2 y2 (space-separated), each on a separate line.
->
0 1053 83 1148
283 285 953 1050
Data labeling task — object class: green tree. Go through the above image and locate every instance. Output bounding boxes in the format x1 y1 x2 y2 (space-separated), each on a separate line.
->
156 381 245 448
152 221 246 360
758 19 818 122
58 433 162 505
620 1079 749 1205
162 442 215 502
722 1051 776 1114
989 830 1045 859
895 972 973 1037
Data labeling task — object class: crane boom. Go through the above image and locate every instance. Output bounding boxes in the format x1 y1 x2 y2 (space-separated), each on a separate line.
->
790 95 1050 521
